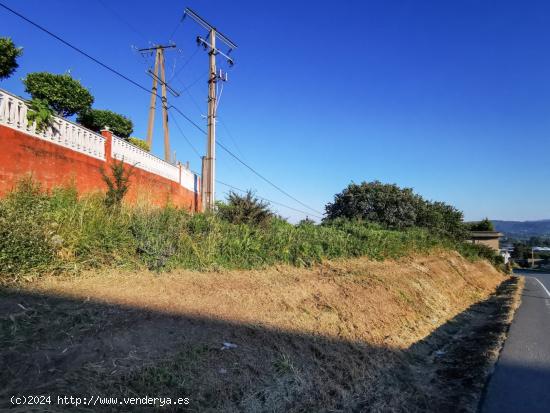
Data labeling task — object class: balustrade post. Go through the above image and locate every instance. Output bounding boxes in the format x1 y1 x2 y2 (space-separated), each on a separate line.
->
100 127 113 165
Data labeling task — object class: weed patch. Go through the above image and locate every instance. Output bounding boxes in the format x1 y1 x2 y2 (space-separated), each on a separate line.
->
0 180 501 282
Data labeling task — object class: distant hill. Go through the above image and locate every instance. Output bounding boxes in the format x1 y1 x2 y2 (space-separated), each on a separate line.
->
492 220 550 239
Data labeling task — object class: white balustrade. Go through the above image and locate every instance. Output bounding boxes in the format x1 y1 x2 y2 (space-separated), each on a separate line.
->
111 136 181 183
180 166 197 192
0 89 106 160
0 88 199 194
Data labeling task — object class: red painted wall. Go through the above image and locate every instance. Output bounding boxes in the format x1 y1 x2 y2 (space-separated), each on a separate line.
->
0 124 200 211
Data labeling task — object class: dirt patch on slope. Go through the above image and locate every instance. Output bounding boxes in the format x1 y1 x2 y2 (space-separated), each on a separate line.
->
0 252 515 411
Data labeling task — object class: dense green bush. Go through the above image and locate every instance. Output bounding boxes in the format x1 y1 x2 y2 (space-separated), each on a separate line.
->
0 180 503 282
217 190 274 226
77 109 133 138
0 37 23 80
325 181 467 239
23 72 94 117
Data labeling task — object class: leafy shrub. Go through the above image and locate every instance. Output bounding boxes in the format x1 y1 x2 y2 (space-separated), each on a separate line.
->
23 72 94 117
217 190 274 226
77 109 133 138
0 37 23 80
100 159 134 208
26 98 54 132
128 137 150 151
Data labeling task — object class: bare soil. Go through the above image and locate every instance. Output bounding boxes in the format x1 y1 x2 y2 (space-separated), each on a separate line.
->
0 252 520 412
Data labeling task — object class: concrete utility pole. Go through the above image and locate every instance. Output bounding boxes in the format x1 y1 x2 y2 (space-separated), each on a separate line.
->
205 28 217 212
184 7 236 211
139 44 177 162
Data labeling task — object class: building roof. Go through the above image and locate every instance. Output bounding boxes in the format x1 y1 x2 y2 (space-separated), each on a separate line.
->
469 231 504 239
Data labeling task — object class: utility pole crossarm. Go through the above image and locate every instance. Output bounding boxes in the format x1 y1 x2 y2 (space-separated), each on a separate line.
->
138 44 177 52
184 8 237 50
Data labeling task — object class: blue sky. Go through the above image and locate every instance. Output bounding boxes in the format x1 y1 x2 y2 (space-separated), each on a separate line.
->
1 0 549 222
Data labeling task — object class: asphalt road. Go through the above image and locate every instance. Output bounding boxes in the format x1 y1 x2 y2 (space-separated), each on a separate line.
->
481 270 550 413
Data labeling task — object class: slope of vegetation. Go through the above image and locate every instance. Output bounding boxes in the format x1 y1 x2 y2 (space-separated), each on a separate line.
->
0 251 515 412
0 179 500 283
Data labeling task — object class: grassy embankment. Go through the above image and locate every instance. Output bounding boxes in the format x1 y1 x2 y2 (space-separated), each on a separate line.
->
1 252 517 412
0 180 517 411
0 179 498 282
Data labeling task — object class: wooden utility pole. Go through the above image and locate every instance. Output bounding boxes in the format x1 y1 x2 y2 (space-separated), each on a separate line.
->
185 8 236 211
139 44 177 162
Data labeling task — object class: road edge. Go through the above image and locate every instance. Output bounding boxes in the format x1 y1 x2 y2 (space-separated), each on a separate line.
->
476 275 524 412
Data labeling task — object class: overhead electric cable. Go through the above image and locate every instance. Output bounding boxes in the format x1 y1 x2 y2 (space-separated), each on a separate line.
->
216 180 323 220
0 2 154 96
169 110 201 158
96 0 150 44
169 107 324 216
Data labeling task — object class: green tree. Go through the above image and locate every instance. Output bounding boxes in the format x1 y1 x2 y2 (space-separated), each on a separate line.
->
325 180 466 238
77 109 134 139
128 137 150 151
417 201 467 239
467 218 495 231
0 37 23 80
324 181 422 229
217 190 274 226
23 72 94 117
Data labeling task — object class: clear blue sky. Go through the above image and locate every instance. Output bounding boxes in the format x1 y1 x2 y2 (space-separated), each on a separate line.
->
2 0 549 222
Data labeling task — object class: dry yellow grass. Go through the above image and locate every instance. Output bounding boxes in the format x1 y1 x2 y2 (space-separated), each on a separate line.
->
30 250 503 349
2 251 512 412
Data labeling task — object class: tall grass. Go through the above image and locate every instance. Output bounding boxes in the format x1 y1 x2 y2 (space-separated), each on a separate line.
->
0 179 497 282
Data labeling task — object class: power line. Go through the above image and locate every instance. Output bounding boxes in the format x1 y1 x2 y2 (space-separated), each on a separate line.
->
169 110 201 158
168 18 183 42
218 116 248 163
216 180 323 220
168 107 324 216
96 0 150 44
170 47 200 81
0 2 154 97
215 141 324 215
0 2 323 217
156 127 320 219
